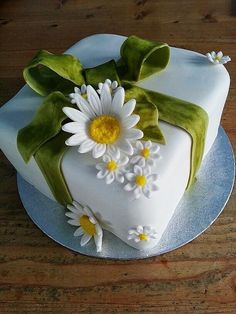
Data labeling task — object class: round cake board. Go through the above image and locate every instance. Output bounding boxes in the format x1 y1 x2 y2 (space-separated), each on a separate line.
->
17 127 235 260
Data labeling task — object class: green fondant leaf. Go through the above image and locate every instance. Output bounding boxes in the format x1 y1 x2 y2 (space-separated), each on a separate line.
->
85 60 121 87
17 92 71 163
23 50 85 96
35 132 72 206
119 35 170 81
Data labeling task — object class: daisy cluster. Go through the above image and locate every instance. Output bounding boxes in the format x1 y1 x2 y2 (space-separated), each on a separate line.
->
65 201 159 251
62 79 161 199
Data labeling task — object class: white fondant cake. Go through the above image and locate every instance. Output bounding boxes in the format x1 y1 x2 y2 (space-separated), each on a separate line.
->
0 34 230 251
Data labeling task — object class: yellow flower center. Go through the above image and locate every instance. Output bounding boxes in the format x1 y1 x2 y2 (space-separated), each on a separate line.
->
89 115 121 144
107 160 118 172
141 147 150 158
214 56 221 62
135 175 147 187
139 233 148 241
79 215 96 236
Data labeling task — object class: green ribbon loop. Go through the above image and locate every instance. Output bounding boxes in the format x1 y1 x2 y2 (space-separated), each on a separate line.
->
23 50 85 96
17 35 208 205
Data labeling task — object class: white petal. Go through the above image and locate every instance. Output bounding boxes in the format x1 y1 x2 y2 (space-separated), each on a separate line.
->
128 229 139 235
130 155 141 164
95 163 105 171
143 226 152 233
72 201 84 212
80 233 92 246
134 237 140 243
122 115 140 128
87 85 102 115
74 226 84 237
107 145 120 159
76 93 96 117
105 172 115 184
112 81 118 89
211 51 216 58
97 169 109 179
137 225 143 233
103 154 111 163
143 167 151 176
115 171 124 183
67 204 80 214
67 219 80 226
65 134 87 146
134 165 142 175
217 51 223 59
105 79 111 86
101 83 112 114
125 128 143 140
138 158 146 167
136 141 143 150
150 144 160 153
124 183 136 191
118 155 129 166
143 188 152 198
78 139 96 153
62 122 86 134
92 144 106 158
65 212 78 220
149 174 158 182
150 183 158 191
89 216 97 224
121 99 136 117
134 187 141 199
81 84 87 94
94 234 103 252
128 234 136 240
125 173 135 181
118 139 133 155
62 107 89 123
112 87 125 112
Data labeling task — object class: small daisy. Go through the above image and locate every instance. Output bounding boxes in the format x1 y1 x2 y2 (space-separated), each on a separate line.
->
128 225 158 242
69 85 87 104
97 79 119 95
96 154 129 184
206 51 231 65
130 140 160 168
62 81 143 159
124 165 158 199
65 201 103 252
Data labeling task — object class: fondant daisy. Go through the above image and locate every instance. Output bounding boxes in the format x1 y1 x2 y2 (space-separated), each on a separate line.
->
62 82 143 158
65 201 103 252
124 165 158 199
128 225 158 242
206 51 231 65
96 154 129 184
97 79 119 95
69 85 87 105
130 140 160 168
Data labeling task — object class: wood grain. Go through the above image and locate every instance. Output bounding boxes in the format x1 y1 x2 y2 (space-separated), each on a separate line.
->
0 0 235 313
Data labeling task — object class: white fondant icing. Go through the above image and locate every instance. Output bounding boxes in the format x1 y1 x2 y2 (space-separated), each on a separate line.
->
0 34 230 251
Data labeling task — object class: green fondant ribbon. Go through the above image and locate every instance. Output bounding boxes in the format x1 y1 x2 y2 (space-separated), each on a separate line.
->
17 35 208 205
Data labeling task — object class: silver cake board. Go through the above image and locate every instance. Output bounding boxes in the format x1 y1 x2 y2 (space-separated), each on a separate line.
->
17 127 235 260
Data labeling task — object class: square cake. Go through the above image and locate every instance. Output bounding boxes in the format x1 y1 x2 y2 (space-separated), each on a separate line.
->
0 34 230 252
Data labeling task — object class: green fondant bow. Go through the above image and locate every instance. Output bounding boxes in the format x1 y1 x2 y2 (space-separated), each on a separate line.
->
17 35 208 205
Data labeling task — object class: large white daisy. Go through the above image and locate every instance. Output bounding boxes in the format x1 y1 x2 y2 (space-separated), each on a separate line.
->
62 81 143 159
65 201 103 252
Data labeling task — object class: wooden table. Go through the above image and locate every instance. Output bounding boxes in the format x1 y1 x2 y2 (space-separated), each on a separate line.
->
0 1 235 313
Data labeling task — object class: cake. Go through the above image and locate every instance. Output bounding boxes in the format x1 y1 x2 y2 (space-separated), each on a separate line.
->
0 34 231 252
